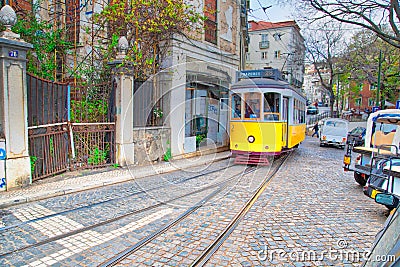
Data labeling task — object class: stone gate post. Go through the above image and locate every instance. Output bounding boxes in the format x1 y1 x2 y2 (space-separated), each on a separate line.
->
108 37 135 166
0 5 33 190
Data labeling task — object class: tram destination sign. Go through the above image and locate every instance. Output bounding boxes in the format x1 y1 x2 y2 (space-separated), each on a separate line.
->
239 69 282 80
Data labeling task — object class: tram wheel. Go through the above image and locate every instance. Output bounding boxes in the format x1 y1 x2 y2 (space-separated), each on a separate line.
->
354 172 367 186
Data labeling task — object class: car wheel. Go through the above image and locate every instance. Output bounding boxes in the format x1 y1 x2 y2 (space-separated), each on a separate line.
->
354 172 367 186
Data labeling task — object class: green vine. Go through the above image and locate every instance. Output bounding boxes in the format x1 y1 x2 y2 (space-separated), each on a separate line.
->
70 99 108 123
12 12 70 80
30 156 37 173
163 147 172 162
49 137 54 156
196 134 206 147
88 145 110 165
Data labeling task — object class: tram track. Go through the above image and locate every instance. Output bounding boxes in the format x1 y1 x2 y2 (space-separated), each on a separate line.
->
98 165 258 267
0 163 248 258
191 152 291 266
0 161 233 233
98 153 289 267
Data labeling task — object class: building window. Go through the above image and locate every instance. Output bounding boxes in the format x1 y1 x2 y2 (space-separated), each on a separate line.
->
204 0 217 44
261 52 268 59
368 98 374 106
274 50 281 59
261 34 268 42
370 84 377 90
355 97 362 107
273 33 282 41
205 19 217 44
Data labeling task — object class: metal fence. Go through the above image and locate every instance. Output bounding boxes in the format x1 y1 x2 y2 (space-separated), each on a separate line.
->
69 81 116 169
27 74 70 180
133 78 165 127
306 111 331 126
27 74 117 180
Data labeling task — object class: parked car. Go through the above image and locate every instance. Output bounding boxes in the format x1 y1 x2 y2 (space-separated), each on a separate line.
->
361 193 399 266
306 106 318 115
347 126 366 146
319 118 348 149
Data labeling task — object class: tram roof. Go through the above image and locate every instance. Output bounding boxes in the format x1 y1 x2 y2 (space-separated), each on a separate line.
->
230 78 306 100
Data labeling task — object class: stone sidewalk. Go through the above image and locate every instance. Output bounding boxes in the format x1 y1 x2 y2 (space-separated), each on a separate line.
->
0 150 231 209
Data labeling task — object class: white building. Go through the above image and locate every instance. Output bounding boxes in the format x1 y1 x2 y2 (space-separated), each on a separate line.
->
246 20 305 89
302 64 331 105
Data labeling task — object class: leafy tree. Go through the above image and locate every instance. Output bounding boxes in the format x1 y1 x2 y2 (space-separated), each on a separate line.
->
93 0 206 79
11 11 70 80
337 30 400 107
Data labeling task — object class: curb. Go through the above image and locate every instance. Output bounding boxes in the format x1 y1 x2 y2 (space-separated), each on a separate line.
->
0 152 231 209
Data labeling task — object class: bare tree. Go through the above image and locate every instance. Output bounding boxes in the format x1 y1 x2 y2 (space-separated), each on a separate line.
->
293 0 400 48
305 21 345 115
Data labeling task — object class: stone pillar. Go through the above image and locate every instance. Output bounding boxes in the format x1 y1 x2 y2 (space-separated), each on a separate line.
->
169 42 187 156
108 37 135 166
0 5 33 189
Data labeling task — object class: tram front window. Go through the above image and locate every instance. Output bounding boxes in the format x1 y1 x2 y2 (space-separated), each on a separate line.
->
231 94 242 119
264 92 279 121
244 92 260 119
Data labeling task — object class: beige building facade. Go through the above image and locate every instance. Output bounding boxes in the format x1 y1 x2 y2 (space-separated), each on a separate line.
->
246 20 305 89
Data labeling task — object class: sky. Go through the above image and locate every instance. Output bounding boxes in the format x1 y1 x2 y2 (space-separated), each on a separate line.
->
248 1 295 23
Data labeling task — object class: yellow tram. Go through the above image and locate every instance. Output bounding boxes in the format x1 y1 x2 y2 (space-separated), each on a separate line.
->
229 69 306 165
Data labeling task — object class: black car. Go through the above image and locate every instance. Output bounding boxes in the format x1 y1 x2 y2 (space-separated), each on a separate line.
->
347 126 366 146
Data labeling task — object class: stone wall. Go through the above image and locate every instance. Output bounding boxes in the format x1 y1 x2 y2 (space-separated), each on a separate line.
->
133 127 171 165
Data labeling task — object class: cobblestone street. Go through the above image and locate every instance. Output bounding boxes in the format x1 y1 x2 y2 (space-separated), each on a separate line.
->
0 134 389 266
210 135 387 266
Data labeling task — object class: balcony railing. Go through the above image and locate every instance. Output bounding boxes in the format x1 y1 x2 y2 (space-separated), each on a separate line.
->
259 41 269 49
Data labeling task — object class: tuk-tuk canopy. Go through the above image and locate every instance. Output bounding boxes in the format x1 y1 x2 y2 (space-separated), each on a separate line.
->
365 109 400 150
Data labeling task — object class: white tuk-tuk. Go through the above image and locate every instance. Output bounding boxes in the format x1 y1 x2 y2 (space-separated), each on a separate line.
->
343 109 400 186
319 118 349 149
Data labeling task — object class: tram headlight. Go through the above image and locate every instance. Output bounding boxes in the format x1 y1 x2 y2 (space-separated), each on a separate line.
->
248 135 255 143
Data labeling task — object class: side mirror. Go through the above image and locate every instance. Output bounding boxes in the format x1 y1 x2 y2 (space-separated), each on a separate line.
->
375 193 398 207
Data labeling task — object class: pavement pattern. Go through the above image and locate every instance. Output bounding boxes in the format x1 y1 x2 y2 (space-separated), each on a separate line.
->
0 128 390 267
208 135 387 266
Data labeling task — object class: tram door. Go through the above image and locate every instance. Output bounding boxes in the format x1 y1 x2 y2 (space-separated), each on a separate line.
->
282 97 289 147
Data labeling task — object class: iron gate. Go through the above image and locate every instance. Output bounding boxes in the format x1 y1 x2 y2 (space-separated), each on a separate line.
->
69 81 116 169
27 75 70 180
27 74 116 180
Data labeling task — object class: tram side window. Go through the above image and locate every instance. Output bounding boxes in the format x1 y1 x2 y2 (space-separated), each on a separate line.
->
245 92 260 119
231 94 242 119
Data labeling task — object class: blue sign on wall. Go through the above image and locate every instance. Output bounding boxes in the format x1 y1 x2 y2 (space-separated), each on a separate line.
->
0 148 5 160
396 100 400 109
8 50 18 58
372 106 380 113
